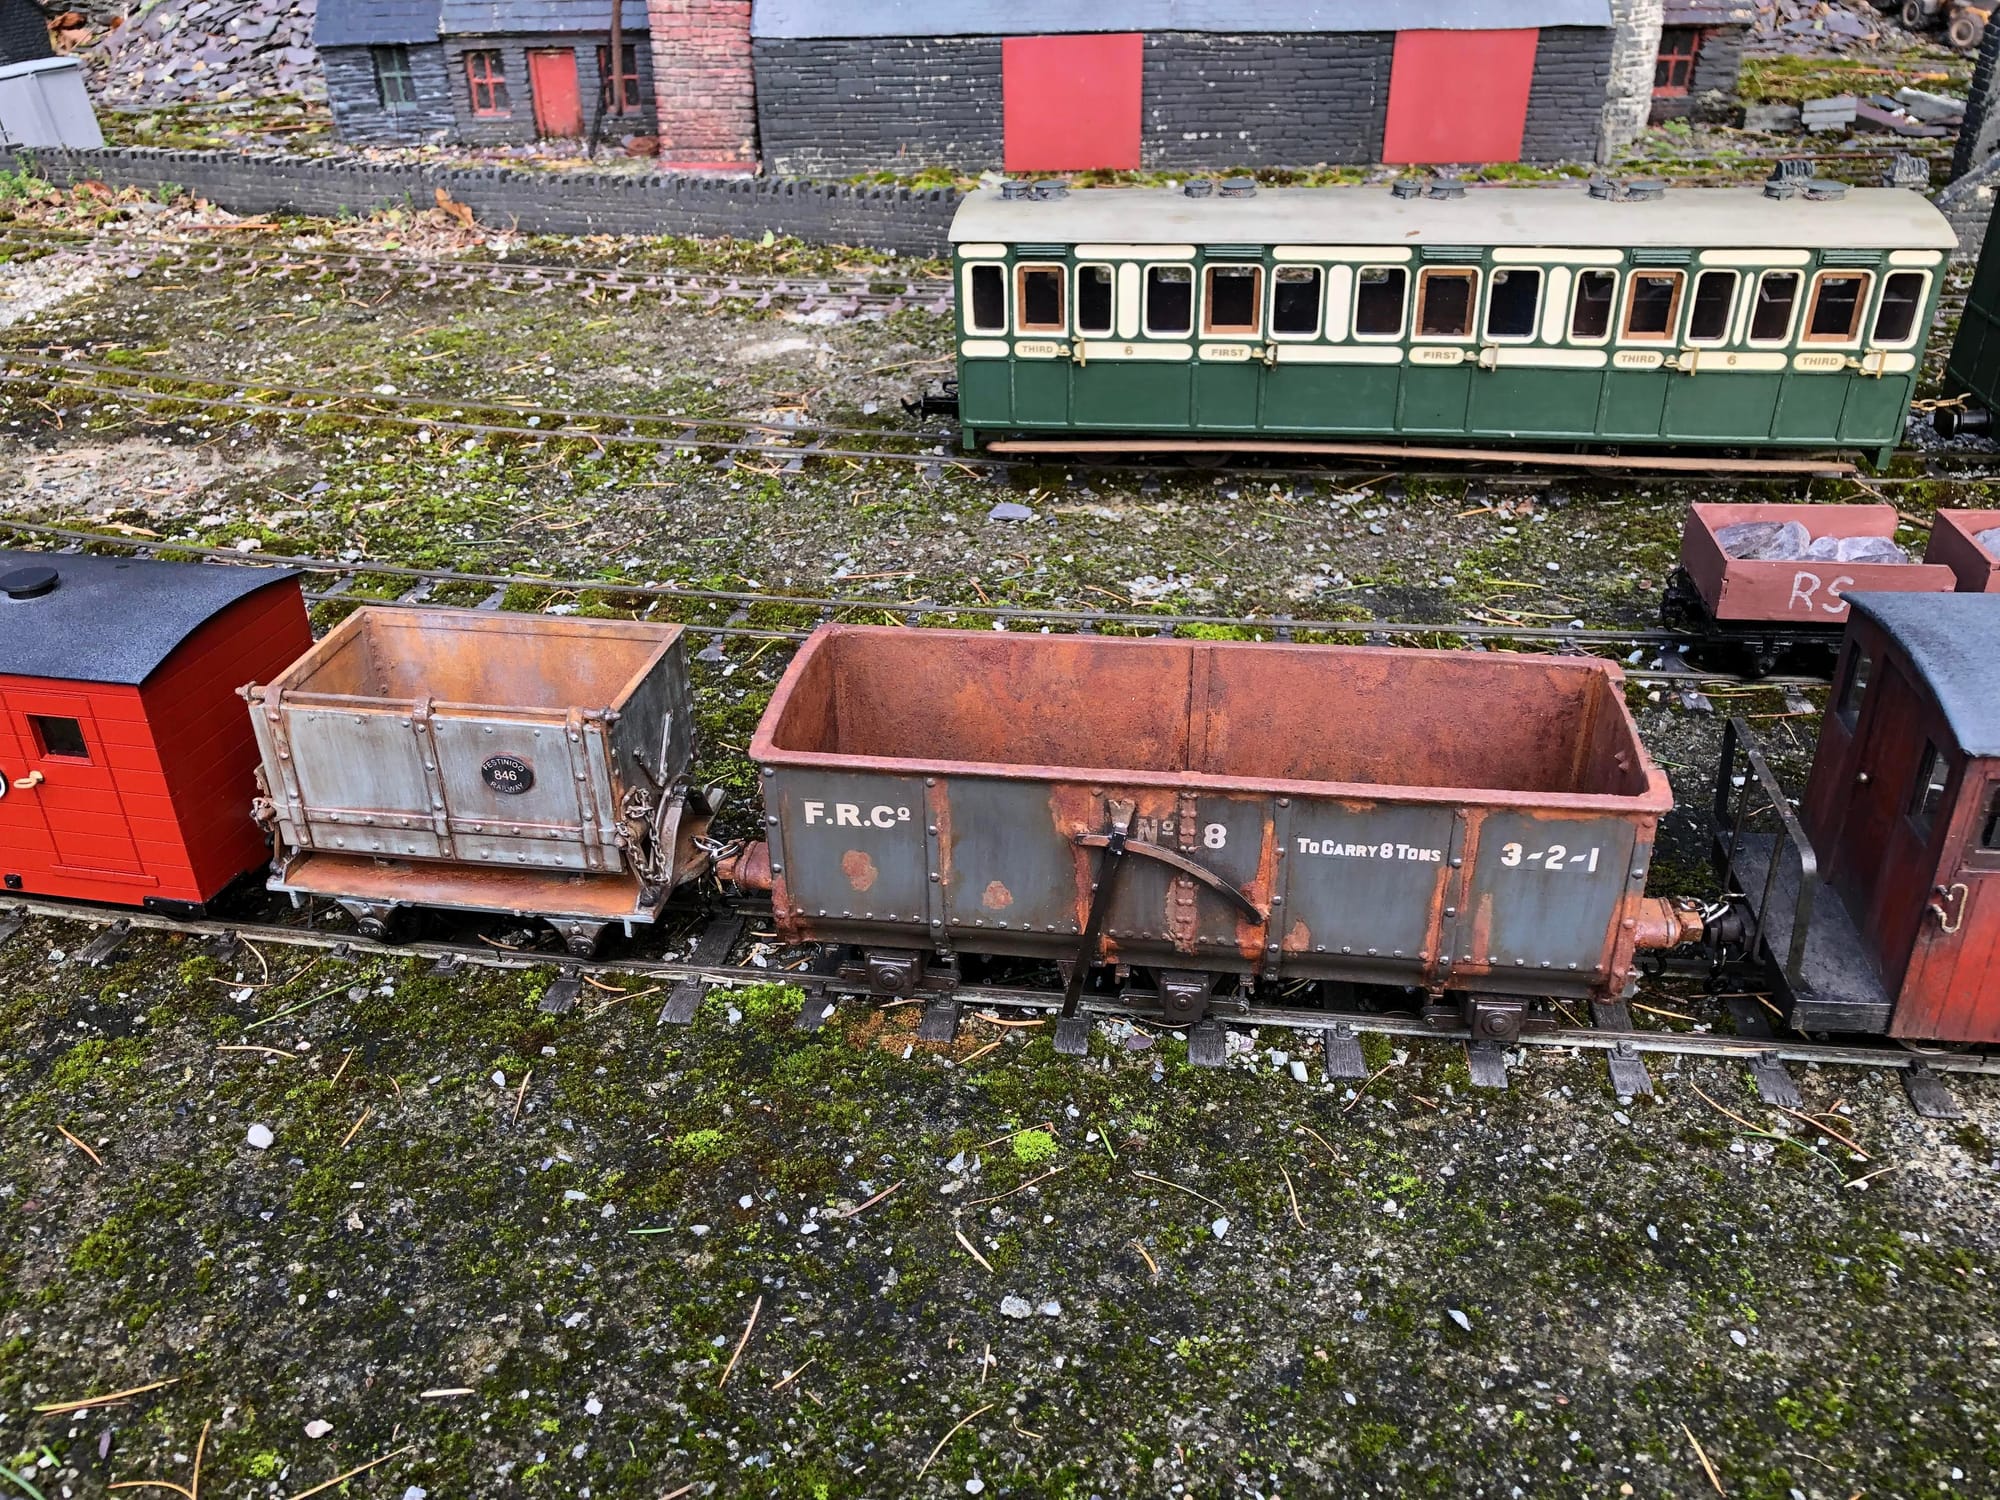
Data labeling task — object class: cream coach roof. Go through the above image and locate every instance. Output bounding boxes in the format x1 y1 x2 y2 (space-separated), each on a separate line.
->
949 184 1959 253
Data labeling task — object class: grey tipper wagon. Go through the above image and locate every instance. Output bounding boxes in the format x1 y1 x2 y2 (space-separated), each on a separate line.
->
244 607 716 954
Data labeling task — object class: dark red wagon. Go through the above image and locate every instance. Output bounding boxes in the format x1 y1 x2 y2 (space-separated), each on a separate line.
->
1718 591 2000 1045
0 551 310 914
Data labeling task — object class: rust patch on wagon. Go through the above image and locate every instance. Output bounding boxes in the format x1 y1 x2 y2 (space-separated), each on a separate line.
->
982 880 1014 910
841 849 878 892
1285 918 1311 952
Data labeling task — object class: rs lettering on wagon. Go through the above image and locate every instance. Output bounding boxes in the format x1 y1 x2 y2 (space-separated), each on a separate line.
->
801 800 912 829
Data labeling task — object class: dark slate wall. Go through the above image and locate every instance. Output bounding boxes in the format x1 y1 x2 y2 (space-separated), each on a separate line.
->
752 36 1002 178
1519 26 1612 162
1139 32 1392 168
1649 23 1749 122
442 33 657 146
322 45 456 146
0 0 51 67
0 145 960 254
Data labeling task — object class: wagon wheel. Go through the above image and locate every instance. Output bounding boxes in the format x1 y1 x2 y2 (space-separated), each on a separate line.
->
1903 0 1933 27
1949 10 1986 47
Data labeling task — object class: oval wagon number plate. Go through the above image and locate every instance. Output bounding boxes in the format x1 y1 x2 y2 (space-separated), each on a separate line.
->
482 754 536 795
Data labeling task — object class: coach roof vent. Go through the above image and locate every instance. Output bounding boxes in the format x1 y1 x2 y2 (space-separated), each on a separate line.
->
1806 182 1849 201
1589 178 1664 202
999 180 1032 200
1219 176 1258 198
1183 179 1214 198
1 565 57 600
1391 178 1422 199
1427 180 1465 200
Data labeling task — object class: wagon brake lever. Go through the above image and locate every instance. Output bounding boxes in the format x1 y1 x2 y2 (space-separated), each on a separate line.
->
1071 833 1264 921
1053 803 1136 1056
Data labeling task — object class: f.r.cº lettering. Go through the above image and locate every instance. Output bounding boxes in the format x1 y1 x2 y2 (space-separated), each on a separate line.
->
801 801 913 829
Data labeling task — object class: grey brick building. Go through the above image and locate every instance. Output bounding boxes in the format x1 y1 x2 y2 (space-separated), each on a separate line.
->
1650 0 1754 123
317 0 453 146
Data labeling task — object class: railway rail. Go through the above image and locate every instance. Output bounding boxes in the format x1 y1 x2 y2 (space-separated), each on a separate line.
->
6 348 1998 488
0 224 952 317
1 892 1989 1123
0 518 1835 686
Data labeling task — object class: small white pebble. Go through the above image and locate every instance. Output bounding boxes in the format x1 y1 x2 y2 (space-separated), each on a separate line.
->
738 1195 754 1209
1730 1329 1748 1347
492 1071 506 1088
1448 1309 1473 1333
584 1396 603 1416
304 1419 332 1439
246 1123 275 1150
690 1224 710 1237
1211 1217 1230 1239
967 1481 985 1495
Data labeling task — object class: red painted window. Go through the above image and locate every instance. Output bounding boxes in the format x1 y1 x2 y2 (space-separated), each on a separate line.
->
1382 29 1540 166
1002 33 1142 173
597 43 641 114
465 50 510 118
1655 27 1704 96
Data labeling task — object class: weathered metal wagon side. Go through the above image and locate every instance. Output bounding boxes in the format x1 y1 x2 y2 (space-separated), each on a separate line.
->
1922 508 2000 593
245 607 711 952
732 626 1695 1039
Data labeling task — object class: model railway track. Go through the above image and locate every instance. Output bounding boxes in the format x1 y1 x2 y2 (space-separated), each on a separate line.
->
1 894 1990 1123
0 518 1835 687
0 225 953 316
5 350 1987 488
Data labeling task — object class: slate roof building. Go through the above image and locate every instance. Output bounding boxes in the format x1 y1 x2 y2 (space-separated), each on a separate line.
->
316 0 655 147
314 0 1748 169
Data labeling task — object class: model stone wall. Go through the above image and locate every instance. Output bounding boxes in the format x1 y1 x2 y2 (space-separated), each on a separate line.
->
753 36 1003 177
1521 27 1616 161
1139 33 1391 168
441 34 658 146
321 44 455 145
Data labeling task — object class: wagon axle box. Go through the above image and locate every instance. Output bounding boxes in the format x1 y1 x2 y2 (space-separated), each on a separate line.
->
730 626 1698 1033
245 608 711 952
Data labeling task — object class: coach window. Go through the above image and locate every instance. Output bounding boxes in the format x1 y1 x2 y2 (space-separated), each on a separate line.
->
1686 269 1737 345
29 715 87 760
1834 644 1871 731
1871 270 1928 347
1484 268 1541 342
1569 270 1616 343
1749 271 1800 344
965 264 1006 334
1271 266 1323 339
1076 264 1115 337
1145 265 1195 337
1353 267 1407 340
1203 265 1263 337
1805 271 1871 344
1415 268 1478 340
1622 271 1683 341
1910 741 1951 843
1015 264 1066 335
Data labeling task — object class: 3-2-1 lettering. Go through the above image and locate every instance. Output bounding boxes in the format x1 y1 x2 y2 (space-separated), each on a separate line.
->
1499 843 1599 872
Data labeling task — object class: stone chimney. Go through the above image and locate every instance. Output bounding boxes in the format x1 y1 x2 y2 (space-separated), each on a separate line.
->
1600 0 1664 162
646 0 758 167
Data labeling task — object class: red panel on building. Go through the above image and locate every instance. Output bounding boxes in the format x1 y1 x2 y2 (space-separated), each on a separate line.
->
1003 33 1143 173
1382 29 1541 165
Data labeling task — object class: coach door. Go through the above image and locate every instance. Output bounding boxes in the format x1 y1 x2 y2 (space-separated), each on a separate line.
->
1895 770 2000 1043
0 688 144 878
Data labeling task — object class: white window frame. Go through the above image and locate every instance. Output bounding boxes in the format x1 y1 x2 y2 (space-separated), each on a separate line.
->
961 261 1008 336
1268 263 1325 342
1746 268 1804 347
1482 266 1544 345
1868 269 1931 350
1073 261 1117 339
1566 268 1618 347
1351 265 1409 342
1683 268 1739 348
1143 262 1197 339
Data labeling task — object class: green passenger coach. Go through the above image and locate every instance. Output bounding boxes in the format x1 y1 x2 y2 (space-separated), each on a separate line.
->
948 180 1956 467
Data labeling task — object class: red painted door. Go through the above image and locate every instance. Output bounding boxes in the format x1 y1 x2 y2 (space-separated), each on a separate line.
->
1898 773 2000 1042
2 689 144 877
1002 33 1143 172
529 48 584 139
1382 29 1540 165
1829 660 1941 995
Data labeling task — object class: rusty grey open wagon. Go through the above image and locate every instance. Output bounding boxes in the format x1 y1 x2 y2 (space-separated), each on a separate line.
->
245 608 714 953
728 626 1700 1053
